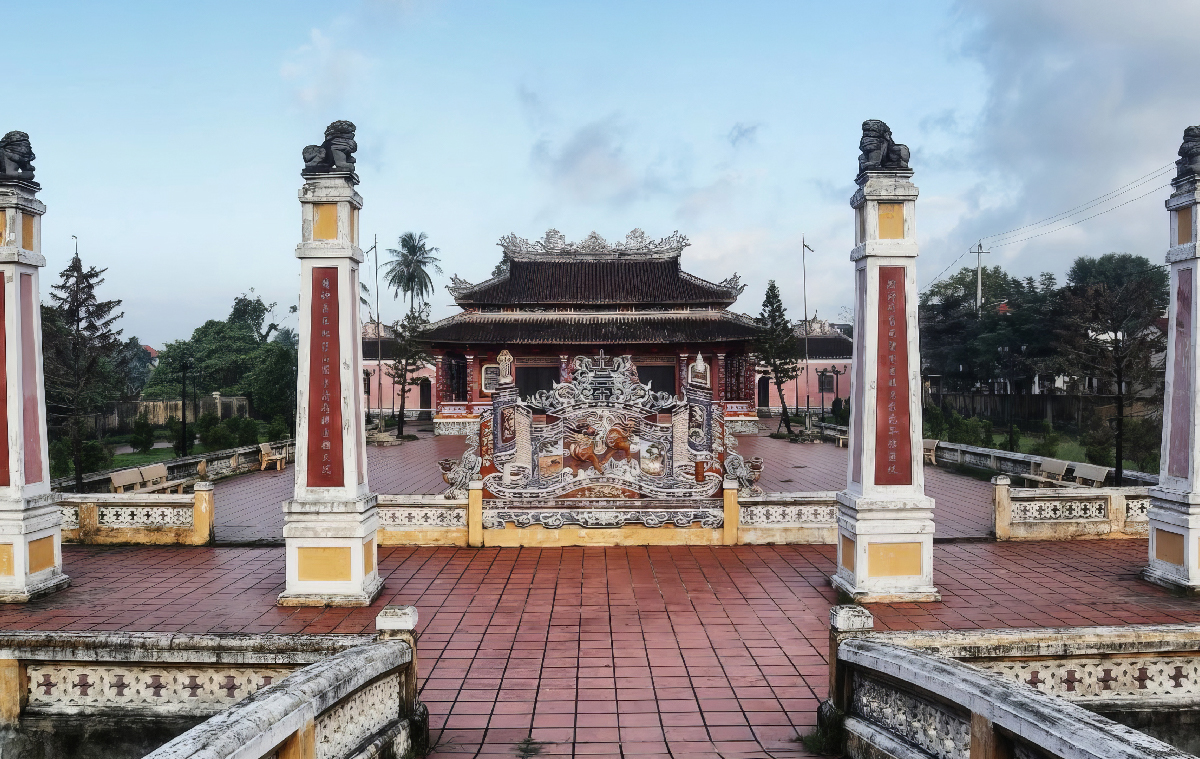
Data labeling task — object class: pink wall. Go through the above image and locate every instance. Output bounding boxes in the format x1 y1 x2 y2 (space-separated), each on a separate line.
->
760 359 852 412
364 361 436 414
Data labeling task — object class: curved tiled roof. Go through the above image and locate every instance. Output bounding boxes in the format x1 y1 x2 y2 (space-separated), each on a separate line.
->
421 311 760 345
450 259 739 307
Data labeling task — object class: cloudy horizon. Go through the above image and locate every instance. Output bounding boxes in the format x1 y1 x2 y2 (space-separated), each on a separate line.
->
12 0 1199 346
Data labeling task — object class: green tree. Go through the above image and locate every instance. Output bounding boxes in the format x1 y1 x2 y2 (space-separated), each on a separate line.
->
384 232 443 311
245 341 298 433
228 290 279 343
753 281 802 435
42 253 125 491
115 337 155 400
387 305 433 438
1058 253 1168 484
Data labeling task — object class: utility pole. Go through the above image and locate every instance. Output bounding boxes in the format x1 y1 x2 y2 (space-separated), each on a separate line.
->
974 241 990 314
802 237 815 429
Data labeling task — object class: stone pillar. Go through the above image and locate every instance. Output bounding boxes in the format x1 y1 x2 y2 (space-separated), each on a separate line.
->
465 354 476 412
716 353 725 401
279 122 380 607
1147 141 1200 591
0 161 69 603
831 122 938 603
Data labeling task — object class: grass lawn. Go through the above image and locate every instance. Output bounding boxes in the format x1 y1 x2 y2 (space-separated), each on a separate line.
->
110 448 179 468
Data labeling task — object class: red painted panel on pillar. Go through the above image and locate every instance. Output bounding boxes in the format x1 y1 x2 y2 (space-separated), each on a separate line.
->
0 282 8 487
1169 268 1193 479
874 266 912 486
20 274 42 485
306 267 344 488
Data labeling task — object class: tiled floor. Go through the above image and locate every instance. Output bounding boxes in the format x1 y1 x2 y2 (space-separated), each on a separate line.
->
214 432 995 544
0 540 1191 757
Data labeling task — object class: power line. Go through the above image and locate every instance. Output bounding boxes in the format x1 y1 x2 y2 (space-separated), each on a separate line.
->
990 184 1171 248
981 163 1175 245
920 167 1174 294
920 249 970 294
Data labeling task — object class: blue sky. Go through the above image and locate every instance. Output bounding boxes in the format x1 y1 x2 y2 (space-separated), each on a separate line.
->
12 1 1200 345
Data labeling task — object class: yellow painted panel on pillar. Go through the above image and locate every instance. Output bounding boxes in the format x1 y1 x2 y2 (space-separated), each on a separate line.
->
867 541 922 577
363 538 375 575
878 203 904 239
297 547 351 581
28 536 54 574
1180 206 1194 246
313 204 338 241
0 212 6 245
840 535 855 572
1156 528 1186 565
20 214 33 252
0 546 12 577
0 659 22 724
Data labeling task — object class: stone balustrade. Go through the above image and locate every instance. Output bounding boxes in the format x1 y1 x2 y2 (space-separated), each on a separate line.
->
58 482 215 545
824 606 1195 759
377 486 839 547
0 630 377 756
992 475 1149 541
930 440 1157 487
737 491 838 544
52 440 296 494
146 607 425 759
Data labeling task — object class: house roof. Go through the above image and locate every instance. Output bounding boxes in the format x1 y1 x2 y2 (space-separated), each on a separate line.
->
446 230 744 308
799 334 854 360
420 311 760 346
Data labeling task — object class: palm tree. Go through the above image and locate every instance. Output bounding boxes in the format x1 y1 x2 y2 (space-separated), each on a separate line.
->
384 232 443 313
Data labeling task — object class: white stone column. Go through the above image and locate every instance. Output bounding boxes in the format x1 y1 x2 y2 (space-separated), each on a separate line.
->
1147 160 1200 591
279 147 380 606
0 175 68 602
831 155 938 603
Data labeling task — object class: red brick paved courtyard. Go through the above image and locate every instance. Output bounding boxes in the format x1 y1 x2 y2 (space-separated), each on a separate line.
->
0 540 1191 757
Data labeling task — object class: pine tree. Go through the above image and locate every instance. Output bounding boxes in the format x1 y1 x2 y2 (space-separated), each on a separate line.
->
753 280 802 435
386 304 433 438
44 254 124 491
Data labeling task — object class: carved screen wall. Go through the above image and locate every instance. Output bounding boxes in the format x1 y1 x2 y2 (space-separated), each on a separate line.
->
451 353 732 502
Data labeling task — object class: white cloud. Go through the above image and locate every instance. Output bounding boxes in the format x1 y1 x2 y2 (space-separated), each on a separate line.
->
280 28 370 112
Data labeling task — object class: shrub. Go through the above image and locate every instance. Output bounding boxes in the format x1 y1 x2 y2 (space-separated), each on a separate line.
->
922 403 946 439
195 411 221 440
131 413 155 454
201 423 234 451
1030 431 1061 459
49 440 72 479
1081 414 1115 467
266 415 289 442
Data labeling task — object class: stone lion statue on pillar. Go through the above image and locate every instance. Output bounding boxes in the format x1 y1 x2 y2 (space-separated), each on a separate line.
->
1178 125 1200 179
0 131 35 181
858 119 910 174
302 120 358 175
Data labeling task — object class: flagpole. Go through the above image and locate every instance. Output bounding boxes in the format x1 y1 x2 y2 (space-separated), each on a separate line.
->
802 236 812 428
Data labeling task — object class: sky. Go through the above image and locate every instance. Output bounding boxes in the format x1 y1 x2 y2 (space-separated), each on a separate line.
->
11 0 1200 346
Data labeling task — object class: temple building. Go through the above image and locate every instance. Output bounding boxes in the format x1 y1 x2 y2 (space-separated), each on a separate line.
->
421 229 761 435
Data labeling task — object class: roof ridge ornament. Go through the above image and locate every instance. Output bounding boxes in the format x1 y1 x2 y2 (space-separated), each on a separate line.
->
497 228 690 260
